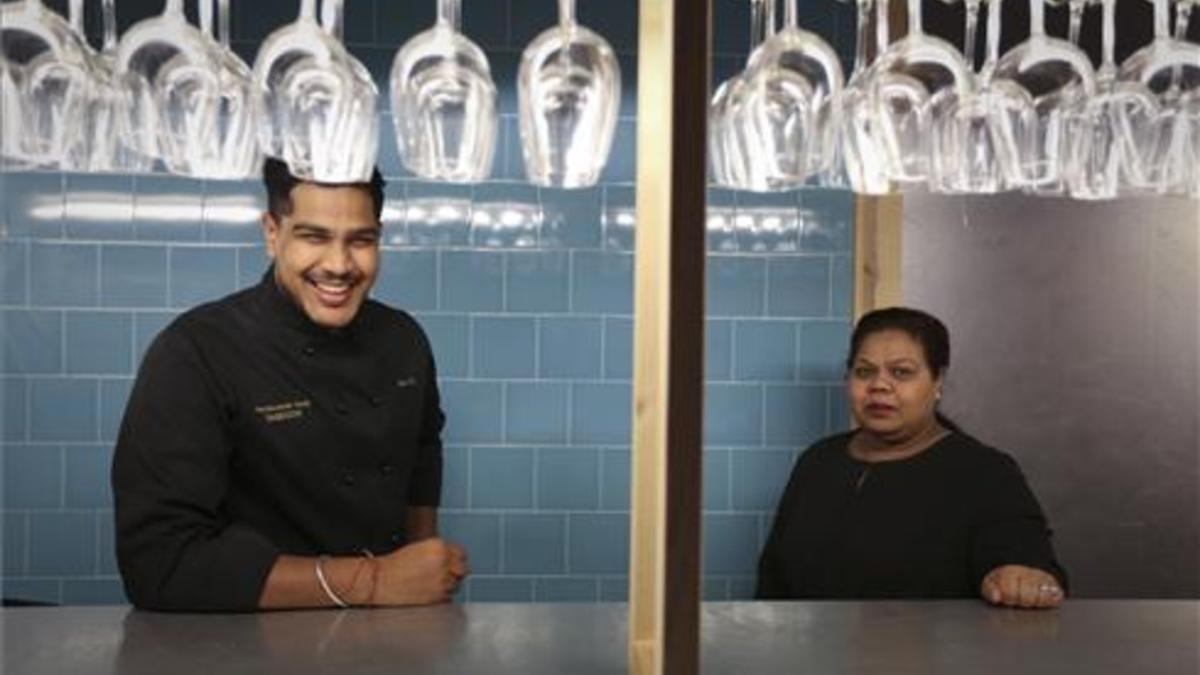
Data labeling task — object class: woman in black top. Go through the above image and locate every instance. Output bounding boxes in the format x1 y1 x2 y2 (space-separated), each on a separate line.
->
756 307 1067 609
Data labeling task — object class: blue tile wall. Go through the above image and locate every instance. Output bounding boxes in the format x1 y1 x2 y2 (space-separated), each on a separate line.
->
0 0 856 605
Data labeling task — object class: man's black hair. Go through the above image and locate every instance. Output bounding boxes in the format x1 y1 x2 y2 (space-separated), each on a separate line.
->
262 157 386 221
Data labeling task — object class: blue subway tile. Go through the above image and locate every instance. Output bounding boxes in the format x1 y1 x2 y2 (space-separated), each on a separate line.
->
540 186 603 249
767 257 830 317
407 182 471 247
600 119 636 184
799 188 854 254
28 512 96 576
3 310 62 374
0 579 59 605
2 240 28 305
237 247 268 289
736 190 801 253
828 385 851 433
733 320 797 382
572 251 633 315
439 512 501 574
571 383 631 444
497 115 526 181
539 317 602 379
414 314 469 378
441 251 504 312
377 114 406 179
599 576 628 601
168 247 237 308
600 449 630 510
704 384 763 446
732 449 796 511
3 173 63 238
703 514 758 575
31 243 98 307
30 379 97 442
471 183 539 249
729 577 757 600
506 250 569 313
704 450 731 511
3 513 26 575
3 377 28 441
463 0 509 48
535 577 598 602
603 318 632 380
568 513 629 575
764 385 828 447
707 256 765 317
2 444 62 508
538 448 599 510
133 175 204 242
831 254 852 318
470 447 534 508
98 515 117 575
375 249 438 311
66 312 132 375
442 447 469 509
503 513 565 574
800 320 850 381
133 312 176 366
61 579 128 606
506 382 568 444
64 174 134 241
440 381 502 444
601 185 635 251
99 377 131 441
706 320 733 381
64 444 113 508
472 316 536 378
703 577 729 600
100 246 168 307
202 181 264 244
491 50 521 116
470 577 534 602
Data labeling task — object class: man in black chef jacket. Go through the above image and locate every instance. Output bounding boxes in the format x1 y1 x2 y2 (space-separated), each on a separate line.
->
112 158 467 611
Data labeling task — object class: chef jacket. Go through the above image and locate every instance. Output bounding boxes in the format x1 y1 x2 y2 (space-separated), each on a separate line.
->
112 270 444 611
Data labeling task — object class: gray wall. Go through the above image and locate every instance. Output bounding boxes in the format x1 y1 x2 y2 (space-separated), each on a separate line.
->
902 194 1199 598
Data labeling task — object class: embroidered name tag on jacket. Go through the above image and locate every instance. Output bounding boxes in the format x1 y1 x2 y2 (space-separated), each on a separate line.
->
254 399 312 423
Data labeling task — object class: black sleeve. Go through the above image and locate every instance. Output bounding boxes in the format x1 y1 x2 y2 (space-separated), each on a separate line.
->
969 452 1070 592
111 327 278 611
405 329 444 507
755 449 811 600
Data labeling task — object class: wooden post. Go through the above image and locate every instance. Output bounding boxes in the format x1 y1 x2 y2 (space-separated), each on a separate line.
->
853 194 903 319
629 1 710 674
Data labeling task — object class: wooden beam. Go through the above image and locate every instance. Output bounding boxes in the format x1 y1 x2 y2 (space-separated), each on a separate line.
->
629 1 710 674
852 194 904 319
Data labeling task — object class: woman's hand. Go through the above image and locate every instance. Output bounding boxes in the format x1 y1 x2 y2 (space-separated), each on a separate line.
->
980 565 1064 609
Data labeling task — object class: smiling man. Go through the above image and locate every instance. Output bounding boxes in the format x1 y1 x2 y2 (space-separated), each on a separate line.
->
112 159 467 611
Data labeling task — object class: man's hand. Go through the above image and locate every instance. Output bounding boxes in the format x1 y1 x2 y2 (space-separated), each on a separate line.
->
981 564 1064 609
370 538 468 606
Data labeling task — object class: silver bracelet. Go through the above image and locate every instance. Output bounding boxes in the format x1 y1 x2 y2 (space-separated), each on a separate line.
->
315 555 348 608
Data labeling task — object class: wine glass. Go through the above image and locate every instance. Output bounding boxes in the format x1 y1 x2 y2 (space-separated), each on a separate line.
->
390 0 498 182
252 0 379 182
837 0 895 194
991 0 1096 191
518 0 621 188
868 0 976 187
0 0 95 166
710 0 775 189
740 0 845 190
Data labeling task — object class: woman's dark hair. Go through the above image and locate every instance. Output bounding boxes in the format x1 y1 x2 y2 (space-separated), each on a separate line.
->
846 306 962 433
262 157 386 221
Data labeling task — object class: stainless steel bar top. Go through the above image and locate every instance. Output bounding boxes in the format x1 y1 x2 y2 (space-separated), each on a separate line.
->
3 600 1197 675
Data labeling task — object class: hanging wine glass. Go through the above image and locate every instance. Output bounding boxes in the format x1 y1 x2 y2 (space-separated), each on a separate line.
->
1119 0 1200 195
518 0 621 188
0 0 95 166
1 38 30 167
1176 0 1200 197
391 0 498 182
868 0 976 187
838 0 895 194
740 0 845 190
1065 0 1161 199
991 0 1096 192
710 0 775 189
252 0 379 182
